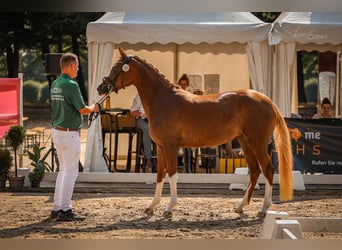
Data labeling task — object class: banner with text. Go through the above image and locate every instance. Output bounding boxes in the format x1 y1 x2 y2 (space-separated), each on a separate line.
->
285 118 342 174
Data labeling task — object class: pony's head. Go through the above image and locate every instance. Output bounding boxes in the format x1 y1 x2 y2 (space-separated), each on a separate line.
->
97 47 136 95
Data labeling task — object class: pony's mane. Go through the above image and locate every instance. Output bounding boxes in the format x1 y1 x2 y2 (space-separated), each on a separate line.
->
134 56 182 90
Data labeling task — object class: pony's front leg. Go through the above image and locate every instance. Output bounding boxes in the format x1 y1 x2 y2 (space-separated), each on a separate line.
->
145 144 167 215
163 172 178 218
144 178 165 215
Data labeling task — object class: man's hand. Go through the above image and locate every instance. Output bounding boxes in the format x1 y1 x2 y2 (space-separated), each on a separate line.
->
95 103 101 113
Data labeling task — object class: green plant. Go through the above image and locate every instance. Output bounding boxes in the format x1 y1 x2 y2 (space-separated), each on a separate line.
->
5 125 26 177
0 148 13 177
27 144 51 182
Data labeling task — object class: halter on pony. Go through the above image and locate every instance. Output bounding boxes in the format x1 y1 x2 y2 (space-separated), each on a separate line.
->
88 56 133 127
98 55 133 95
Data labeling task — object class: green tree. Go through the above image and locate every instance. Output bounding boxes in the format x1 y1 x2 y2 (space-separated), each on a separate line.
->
252 12 281 23
26 12 103 102
0 12 104 102
0 13 30 78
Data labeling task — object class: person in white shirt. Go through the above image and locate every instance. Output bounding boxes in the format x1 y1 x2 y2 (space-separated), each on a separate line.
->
130 95 156 172
178 74 193 173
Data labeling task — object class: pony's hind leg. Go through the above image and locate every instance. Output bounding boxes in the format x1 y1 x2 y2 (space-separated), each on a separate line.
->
250 140 274 217
162 145 179 218
259 179 273 217
235 136 261 214
257 153 274 217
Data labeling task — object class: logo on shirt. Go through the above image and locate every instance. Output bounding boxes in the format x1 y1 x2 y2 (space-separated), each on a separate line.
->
51 87 64 101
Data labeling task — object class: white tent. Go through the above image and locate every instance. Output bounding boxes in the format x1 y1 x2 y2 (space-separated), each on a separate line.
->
269 12 342 117
84 12 272 172
270 12 342 45
87 12 271 44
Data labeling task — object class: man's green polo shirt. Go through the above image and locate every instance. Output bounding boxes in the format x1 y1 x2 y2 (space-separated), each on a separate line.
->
50 74 86 129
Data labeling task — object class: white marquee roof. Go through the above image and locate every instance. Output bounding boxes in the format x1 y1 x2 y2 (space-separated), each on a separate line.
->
270 12 342 45
86 12 271 44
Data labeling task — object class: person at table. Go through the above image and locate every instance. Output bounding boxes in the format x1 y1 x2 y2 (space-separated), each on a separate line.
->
312 98 333 119
130 94 157 172
178 73 193 173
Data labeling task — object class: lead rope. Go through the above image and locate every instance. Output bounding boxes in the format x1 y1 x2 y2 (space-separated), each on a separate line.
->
88 85 113 128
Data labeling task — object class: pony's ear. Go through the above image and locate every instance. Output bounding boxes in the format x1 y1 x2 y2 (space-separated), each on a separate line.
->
119 47 127 59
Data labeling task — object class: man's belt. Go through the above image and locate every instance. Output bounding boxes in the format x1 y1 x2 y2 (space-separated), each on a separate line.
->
53 126 80 132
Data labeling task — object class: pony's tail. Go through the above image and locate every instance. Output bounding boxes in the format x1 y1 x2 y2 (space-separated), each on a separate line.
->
273 105 293 201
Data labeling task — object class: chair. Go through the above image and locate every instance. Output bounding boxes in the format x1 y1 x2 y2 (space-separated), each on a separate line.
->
0 78 22 146
31 127 46 145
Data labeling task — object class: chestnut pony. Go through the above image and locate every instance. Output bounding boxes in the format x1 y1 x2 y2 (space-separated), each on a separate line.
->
99 47 293 217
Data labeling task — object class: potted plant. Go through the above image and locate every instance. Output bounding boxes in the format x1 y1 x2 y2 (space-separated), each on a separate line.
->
5 125 26 188
27 144 51 187
0 148 13 188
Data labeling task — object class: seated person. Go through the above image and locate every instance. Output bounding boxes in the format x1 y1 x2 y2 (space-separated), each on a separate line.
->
312 98 333 119
130 94 157 172
178 73 193 173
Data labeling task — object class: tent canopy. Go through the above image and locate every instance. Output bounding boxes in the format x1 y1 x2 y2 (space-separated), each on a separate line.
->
270 12 342 45
84 12 272 172
87 12 270 44
84 12 342 172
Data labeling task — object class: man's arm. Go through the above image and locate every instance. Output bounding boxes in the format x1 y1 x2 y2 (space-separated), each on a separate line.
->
79 103 100 115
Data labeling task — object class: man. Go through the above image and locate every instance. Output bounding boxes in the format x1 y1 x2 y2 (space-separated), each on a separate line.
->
50 53 99 221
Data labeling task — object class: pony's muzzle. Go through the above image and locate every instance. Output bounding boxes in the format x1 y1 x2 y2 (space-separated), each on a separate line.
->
97 78 114 95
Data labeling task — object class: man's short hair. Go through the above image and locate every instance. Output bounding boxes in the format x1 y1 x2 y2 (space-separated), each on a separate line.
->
60 53 78 69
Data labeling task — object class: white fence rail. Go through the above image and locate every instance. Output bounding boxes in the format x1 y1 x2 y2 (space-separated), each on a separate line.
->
260 210 342 239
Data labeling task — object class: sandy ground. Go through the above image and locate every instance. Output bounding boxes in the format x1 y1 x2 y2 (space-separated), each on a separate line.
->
0 185 341 239
0 107 339 239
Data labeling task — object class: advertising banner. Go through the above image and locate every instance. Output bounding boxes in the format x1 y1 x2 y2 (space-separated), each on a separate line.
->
285 118 342 174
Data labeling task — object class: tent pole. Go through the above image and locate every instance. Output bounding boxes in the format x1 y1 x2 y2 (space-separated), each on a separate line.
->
174 44 178 84
336 51 341 117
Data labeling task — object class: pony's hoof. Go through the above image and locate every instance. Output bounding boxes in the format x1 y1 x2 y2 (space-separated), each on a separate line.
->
257 211 266 217
235 207 243 214
162 211 173 218
144 207 154 215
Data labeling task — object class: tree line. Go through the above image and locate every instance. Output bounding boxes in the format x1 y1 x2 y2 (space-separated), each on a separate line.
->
0 12 104 102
